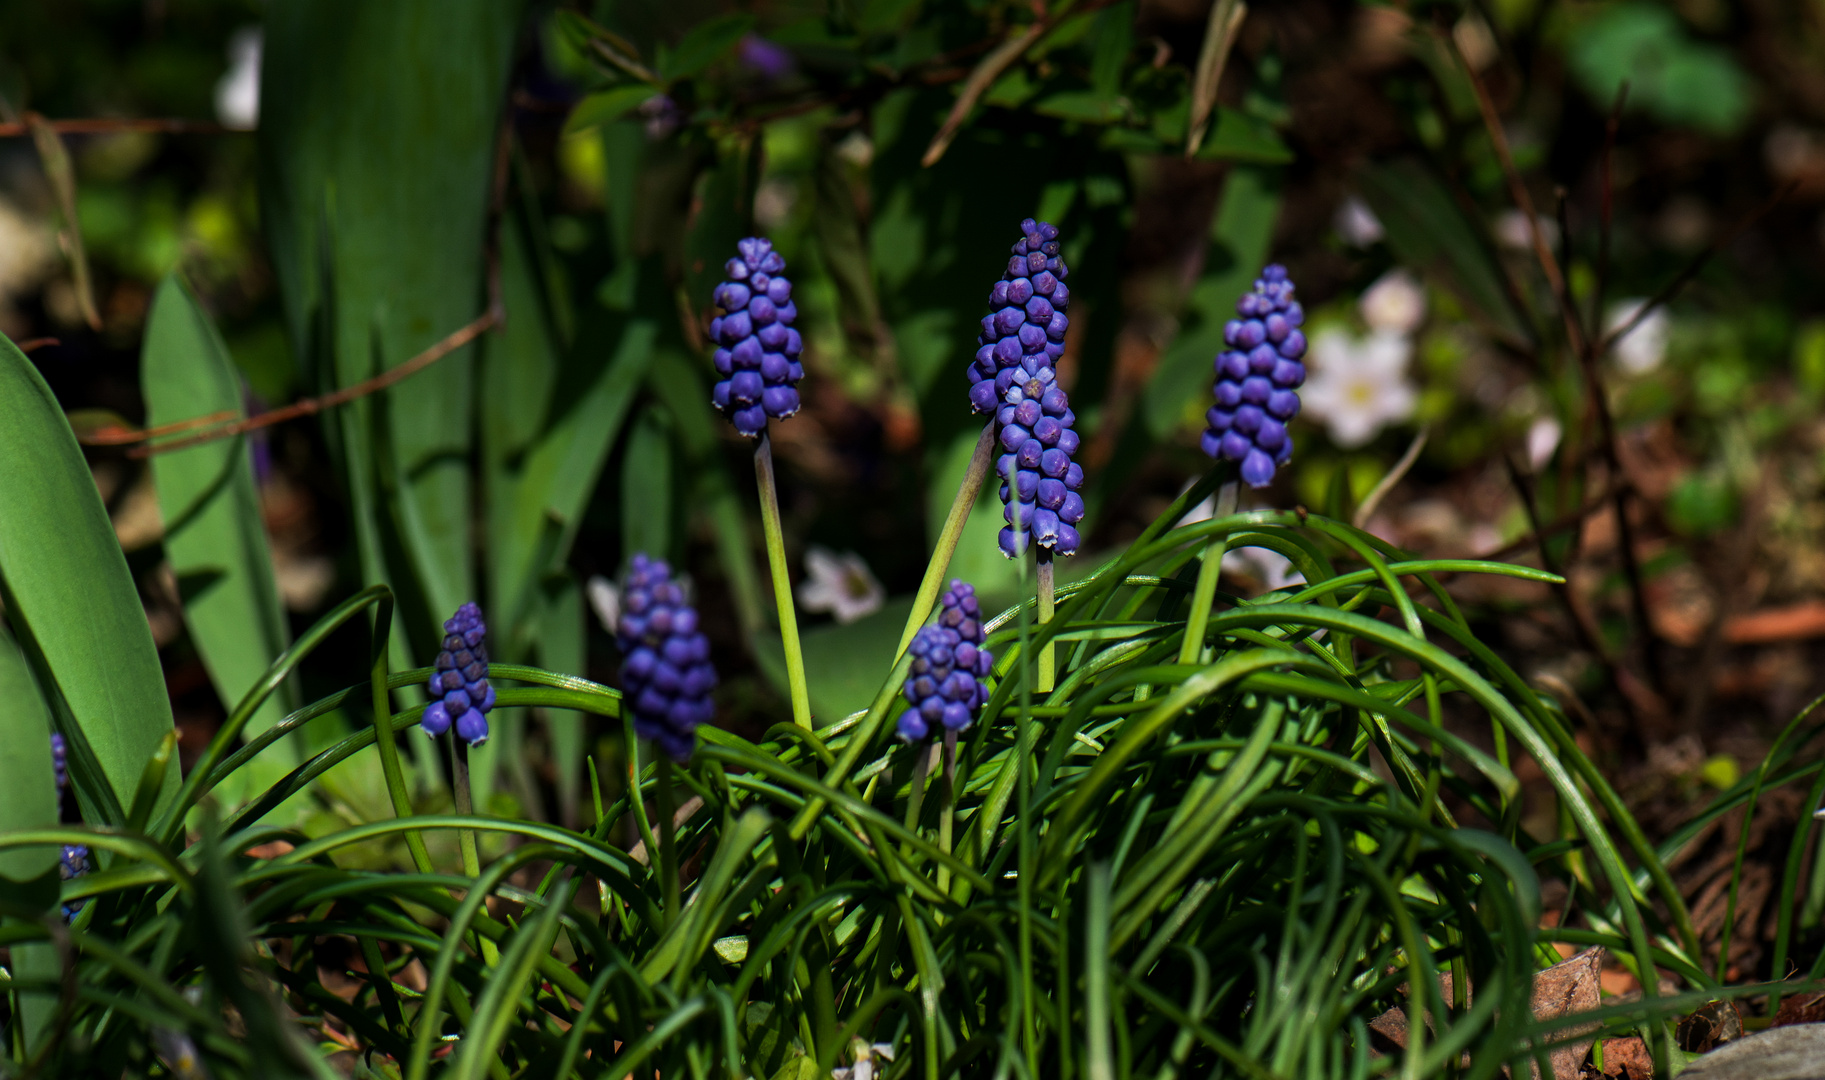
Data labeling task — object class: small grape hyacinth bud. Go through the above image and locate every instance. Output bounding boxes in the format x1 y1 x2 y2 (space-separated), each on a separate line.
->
896 580 993 743
1204 264 1306 488
422 602 496 748
710 237 804 438
51 732 67 794
967 218 1071 415
616 554 717 763
995 359 1086 558
60 843 91 921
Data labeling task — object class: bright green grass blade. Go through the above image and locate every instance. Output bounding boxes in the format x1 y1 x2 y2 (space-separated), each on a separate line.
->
142 276 299 805
0 334 177 826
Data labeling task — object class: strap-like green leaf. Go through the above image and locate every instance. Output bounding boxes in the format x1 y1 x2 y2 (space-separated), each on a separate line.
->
0 335 177 826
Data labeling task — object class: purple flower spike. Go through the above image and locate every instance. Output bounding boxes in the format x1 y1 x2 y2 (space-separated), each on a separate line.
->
60 843 90 921
50 733 67 794
617 555 717 763
896 581 993 743
425 602 494 747
711 238 803 437
996 361 1085 558
1206 264 1304 487
968 219 1070 417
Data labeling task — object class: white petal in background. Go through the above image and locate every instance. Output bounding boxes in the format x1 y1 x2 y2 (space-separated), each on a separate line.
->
215 28 262 131
1526 415 1563 471
1359 269 1427 336
586 574 620 635
797 546 885 624
1334 196 1385 248
1301 329 1419 449
1605 299 1670 374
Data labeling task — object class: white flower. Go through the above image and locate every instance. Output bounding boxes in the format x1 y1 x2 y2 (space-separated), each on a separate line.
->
1335 196 1384 247
1359 269 1427 336
215 28 262 131
1301 329 1419 449
1221 545 1304 592
1493 209 1559 252
1605 299 1668 374
798 546 885 624
586 575 620 633
1526 415 1562 471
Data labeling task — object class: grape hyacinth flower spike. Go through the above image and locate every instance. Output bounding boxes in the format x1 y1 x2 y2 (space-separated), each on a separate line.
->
422 602 496 747
617 555 717 763
51 731 67 793
967 218 1070 415
897 581 993 742
996 360 1086 557
711 237 804 437
1204 264 1306 488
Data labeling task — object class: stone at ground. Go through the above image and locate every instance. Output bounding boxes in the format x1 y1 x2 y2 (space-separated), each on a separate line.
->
1678 1023 1825 1080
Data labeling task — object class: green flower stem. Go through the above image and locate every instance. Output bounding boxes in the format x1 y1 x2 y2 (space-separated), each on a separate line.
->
1015 549 1037 1077
366 598 432 876
656 756 681 930
450 741 481 881
755 429 813 728
902 743 937 841
936 731 957 900
1176 478 1238 667
450 739 499 967
1037 548 1056 692
624 714 661 864
896 421 997 657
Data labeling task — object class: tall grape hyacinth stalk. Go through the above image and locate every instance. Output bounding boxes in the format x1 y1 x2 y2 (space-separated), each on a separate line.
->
616 554 717 764
1204 263 1306 488
1180 263 1310 667
711 237 813 729
972 218 1082 692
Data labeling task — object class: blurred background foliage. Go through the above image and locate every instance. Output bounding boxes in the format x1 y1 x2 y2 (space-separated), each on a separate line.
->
6 0 1825 982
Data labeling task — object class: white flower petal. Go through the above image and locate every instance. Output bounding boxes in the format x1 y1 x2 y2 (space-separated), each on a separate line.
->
1359 270 1427 336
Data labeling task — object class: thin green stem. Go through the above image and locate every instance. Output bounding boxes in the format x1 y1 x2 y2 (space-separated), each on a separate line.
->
1037 548 1056 693
656 756 681 929
755 428 813 728
897 420 997 657
1177 478 1237 667
1016 549 1037 1078
937 731 957 900
625 713 660 865
451 741 481 881
367 598 432 875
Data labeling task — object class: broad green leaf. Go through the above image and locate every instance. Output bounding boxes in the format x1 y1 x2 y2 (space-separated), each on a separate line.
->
261 0 521 639
1144 165 1282 440
486 297 655 640
0 336 177 824
564 84 657 135
0 619 56 885
658 13 754 81
1194 107 1294 164
1356 157 1530 345
538 576 587 828
758 597 915 722
621 410 674 563
142 276 299 801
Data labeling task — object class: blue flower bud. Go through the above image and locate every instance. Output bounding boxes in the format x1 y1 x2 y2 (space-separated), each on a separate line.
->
969 219 1070 416
896 581 993 742
424 602 494 747
711 238 802 437
1205 264 1304 487
617 554 716 762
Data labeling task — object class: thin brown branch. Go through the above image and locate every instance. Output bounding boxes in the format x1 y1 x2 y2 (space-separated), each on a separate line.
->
81 409 239 446
1597 181 1795 354
1455 37 1586 357
923 22 1047 167
16 337 59 354
0 117 230 138
115 312 498 458
1594 82 1628 333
